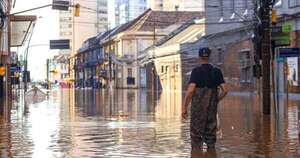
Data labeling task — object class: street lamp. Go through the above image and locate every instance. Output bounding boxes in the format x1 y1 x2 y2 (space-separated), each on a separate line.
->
23 42 49 92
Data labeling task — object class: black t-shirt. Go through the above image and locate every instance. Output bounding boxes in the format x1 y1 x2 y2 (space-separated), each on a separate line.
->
189 64 225 88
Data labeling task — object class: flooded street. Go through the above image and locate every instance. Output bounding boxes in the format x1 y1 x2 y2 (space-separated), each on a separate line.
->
1 89 300 158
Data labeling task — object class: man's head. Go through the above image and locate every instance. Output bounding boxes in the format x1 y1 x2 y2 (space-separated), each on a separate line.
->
198 47 211 63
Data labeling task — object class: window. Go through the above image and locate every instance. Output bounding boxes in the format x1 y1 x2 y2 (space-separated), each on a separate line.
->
217 47 224 65
239 49 252 83
175 64 179 72
166 66 170 73
161 65 164 73
241 67 251 83
289 0 300 8
128 68 133 77
239 49 251 68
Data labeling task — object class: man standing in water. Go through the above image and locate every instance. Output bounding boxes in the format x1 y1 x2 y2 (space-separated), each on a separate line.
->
182 47 228 150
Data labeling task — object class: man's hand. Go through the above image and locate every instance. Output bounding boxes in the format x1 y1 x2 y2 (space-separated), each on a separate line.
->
182 107 188 120
181 83 196 120
217 83 228 102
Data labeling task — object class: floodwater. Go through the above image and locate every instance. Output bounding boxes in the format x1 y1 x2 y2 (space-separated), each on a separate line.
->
0 89 300 158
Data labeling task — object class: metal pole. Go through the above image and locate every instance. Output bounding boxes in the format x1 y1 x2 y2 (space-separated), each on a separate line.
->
153 15 156 91
261 0 272 115
24 23 35 92
285 60 289 106
46 59 49 89
271 40 277 115
7 0 12 100
109 31 112 89
10 4 52 15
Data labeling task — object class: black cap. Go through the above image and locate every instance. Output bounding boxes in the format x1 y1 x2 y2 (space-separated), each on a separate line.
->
198 47 211 57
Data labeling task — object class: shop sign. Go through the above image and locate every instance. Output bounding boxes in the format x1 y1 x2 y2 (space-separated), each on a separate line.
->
272 26 290 47
282 22 292 33
278 48 300 58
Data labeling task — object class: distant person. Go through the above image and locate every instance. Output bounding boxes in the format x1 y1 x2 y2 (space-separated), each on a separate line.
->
182 47 228 150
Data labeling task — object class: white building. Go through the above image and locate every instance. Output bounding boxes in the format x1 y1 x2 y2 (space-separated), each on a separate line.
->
147 0 163 10
108 0 148 28
162 0 204 11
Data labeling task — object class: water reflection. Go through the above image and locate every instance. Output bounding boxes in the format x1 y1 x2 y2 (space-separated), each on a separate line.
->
0 89 300 157
191 149 218 158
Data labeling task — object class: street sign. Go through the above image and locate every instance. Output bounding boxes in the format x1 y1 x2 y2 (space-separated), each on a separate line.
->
272 26 290 47
50 39 70 49
52 0 70 11
279 48 300 58
10 66 21 72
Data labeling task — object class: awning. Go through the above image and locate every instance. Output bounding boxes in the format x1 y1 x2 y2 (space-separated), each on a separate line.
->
10 15 37 47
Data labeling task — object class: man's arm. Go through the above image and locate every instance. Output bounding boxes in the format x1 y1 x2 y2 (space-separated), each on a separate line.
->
182 83 196 119
218 83 228 102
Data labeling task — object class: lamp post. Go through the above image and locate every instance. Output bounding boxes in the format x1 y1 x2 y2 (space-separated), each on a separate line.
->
23 43 48 92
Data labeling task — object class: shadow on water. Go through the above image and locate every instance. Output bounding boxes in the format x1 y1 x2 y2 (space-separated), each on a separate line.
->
0 89 300 157
191 148 218 158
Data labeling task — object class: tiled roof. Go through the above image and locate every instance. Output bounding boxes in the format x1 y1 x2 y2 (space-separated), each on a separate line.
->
101 9 204 41
137 11 204 31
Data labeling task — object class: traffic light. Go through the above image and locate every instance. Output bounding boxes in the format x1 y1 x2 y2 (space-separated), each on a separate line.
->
0 66 5 76
272 8 277 24
74 4 80 17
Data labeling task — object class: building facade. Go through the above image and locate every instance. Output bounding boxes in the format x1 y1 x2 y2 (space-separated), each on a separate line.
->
77 9 203 89
75 35 105 89
274 0 300 93
104 10 202 89
108 0 204 29
108 0 148 29
0 0 10 98
141 23 255 92
140 19 205 91
58 0 108 84
1 1 36 96
205 0 254 35
180 26 255 92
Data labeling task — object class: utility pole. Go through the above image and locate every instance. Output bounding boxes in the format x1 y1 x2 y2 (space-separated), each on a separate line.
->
109 37 112 83
108 27 113 89
261 0 272 115
152 16 156 91
7 0 12 99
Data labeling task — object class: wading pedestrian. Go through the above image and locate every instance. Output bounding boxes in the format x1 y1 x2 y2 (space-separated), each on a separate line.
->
182 47 228 151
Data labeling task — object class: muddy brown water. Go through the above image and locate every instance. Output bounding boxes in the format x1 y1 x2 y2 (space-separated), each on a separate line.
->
0 89 300 158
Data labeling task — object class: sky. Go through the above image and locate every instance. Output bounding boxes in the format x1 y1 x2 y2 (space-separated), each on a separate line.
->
12 0 59 81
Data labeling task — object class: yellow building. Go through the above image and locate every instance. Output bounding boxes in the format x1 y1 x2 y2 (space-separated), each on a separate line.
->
140 19 205 91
